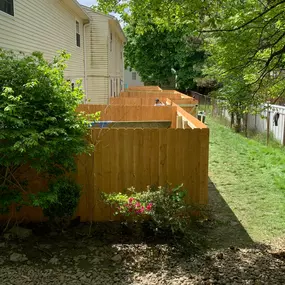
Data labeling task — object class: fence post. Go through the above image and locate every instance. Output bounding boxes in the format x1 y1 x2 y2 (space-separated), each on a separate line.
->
266 104 270 146
283 115 285 146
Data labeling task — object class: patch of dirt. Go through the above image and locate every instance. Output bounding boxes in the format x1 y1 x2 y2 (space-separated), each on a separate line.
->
0 221 284 284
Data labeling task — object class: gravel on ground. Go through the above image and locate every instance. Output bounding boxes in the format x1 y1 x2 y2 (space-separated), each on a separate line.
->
0 227 284 285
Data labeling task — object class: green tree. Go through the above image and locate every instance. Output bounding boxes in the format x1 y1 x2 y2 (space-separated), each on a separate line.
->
124 24 205 90
96 0 285 127
0 50 96 214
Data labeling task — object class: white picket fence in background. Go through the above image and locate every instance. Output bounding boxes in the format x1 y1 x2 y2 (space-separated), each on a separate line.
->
218 103 285 145
247 104 285 145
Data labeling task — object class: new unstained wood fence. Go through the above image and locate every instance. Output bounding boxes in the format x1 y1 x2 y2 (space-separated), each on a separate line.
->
76 127 209 222
78 104 178 128
1 90 209 223
127 86 162 91
115 90 198 116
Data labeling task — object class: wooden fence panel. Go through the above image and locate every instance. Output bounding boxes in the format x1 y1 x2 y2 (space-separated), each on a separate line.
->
110 97 198 116
77 105 178 128
0 127 209 223
110 97 168 106
75 128 209 221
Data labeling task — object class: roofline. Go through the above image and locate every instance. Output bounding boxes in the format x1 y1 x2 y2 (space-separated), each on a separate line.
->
109 19 127 42
62 0 90 23
81 5 126 42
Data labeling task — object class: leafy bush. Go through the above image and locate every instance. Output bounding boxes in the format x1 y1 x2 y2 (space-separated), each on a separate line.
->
0 49 98 214
31 178 81 226
0 49 93 173
102 185 191 235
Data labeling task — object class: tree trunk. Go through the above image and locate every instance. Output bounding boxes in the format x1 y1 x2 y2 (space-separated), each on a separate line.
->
230 112 235 128
244 113 248 137
235 113 242 133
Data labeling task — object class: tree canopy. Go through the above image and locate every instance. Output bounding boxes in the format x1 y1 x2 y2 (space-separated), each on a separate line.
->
124 23 205 90
95 0 285 110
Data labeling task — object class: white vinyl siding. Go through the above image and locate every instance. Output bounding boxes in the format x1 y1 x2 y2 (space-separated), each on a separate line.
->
0 0 85 83
83 7 109 103
108 22 124 97
124 68 144 87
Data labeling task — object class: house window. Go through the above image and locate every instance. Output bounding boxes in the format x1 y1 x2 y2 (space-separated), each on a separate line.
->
132 72 137 80
0 0 14 16
110 33 113 52
76 21 80 47
67 79 75 91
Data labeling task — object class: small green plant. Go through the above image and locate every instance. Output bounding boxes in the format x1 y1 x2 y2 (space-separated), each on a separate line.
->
31 178 81 227
102 185 192 235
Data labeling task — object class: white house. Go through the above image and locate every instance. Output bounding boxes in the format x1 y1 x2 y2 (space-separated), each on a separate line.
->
0 0 125 104
82 6 126 103
124 68 144 88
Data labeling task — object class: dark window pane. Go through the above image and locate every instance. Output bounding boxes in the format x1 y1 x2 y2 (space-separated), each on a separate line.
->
76 21 80 34
76 33 80 47
0 0 14 16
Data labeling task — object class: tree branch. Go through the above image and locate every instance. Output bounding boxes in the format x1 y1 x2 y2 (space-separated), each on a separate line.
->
265 44 285 68
201 0 285 33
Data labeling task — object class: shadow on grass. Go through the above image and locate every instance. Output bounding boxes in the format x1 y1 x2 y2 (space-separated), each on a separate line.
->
195 178 255 250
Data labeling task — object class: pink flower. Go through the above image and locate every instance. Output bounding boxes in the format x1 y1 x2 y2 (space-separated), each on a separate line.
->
135 202 141 208
146 203 153 211
136 208 144 214
129 197 134 203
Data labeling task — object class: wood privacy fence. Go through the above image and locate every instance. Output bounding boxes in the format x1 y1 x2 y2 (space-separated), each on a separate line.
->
0 126 209 223
116 92 198 116
0 93 209 223
127 86 162 91
110 97 167 106
77 105 178 128
76 128 209 222
121 92 182 100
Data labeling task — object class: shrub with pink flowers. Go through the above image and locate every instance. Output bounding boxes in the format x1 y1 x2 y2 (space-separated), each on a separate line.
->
117 196 153 216
102 185 193 235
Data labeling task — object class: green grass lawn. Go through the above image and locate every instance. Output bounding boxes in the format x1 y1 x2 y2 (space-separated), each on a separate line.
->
208 116 285 242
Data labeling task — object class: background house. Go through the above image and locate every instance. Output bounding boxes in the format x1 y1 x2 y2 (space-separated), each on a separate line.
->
82 6 126 103
0 0 89 87
124 68 144 88
0 0 125 104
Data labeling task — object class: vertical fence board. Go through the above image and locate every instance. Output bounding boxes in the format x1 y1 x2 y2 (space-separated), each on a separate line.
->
150 129 159 186
158 129 168 186
199 128 209 204
134 129 144 191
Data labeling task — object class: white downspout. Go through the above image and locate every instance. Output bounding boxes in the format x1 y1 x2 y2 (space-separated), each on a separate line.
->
83 22 90 104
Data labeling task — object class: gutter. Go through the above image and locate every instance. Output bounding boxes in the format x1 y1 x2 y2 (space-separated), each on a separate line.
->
83 22 90 103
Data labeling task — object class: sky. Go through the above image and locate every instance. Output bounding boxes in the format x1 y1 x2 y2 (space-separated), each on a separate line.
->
77 0 123 24
77 0 97 7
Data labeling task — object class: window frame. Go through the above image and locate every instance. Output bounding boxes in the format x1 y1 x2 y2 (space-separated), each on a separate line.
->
0 0 14 16
110 32 113 52
132 72 137 80
76 21 80 47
